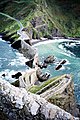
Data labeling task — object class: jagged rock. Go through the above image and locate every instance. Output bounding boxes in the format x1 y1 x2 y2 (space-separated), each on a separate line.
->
19 68 38 89
11 40 36 59
38 73 50 82
11 72 22 79
44 55 55 63
55 64 62 70
0 78 79 120
36 62 48 69
36 69 50 82
59 59 66 65
11 40 21 49
2 73 6 77
55 59 66 70
25 58 34 68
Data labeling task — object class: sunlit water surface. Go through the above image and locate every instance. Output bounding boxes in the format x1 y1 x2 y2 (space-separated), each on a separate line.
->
34 39 80 105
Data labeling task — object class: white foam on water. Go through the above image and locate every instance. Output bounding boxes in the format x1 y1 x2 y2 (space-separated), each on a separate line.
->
33 39 74 47
0 69 16 82
0 38 6 42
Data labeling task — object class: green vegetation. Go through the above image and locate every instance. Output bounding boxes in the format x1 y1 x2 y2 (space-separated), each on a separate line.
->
45 0 80 37
0 0 80 38
29 75 61 94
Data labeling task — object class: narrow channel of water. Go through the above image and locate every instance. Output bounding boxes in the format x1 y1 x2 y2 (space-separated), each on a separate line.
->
34 39 80 105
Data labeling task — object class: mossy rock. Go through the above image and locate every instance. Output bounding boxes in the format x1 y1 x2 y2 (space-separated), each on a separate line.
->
29 75 62 94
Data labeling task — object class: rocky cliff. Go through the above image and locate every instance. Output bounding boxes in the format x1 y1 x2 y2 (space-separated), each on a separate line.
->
0 78 79 120
0 0 80 40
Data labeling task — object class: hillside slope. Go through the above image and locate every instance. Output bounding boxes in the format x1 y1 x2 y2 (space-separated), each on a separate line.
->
0 0 80 39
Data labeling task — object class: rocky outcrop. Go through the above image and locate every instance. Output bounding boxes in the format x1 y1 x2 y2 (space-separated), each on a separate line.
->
11 72 22 79
55 59 67 70
11 40 36 60
19 68 38 89
41 75 80 117
36 69 50 82
0 78 79 120
44 55 55 63
29 74 80 117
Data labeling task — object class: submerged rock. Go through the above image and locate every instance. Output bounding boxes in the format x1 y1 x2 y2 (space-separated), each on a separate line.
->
37 73 50 82
44 55 55 63
36 62 48 69
0 78 79 120
59 59 67 65
36 69 50 82
55 64 62 70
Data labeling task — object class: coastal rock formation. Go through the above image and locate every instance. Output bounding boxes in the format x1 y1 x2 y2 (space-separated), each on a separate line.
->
25 58 34 68
55 64 62 70
29 74 80 117
55 59 67 70
36 69 50 82
41 75 79 117
11 72 22 79
44 55 55 63
11 40 36 59
19 68 38 89
0 78 79 120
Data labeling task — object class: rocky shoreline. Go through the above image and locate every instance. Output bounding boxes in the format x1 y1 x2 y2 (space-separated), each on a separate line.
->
0 33 80 119
0 78 79 120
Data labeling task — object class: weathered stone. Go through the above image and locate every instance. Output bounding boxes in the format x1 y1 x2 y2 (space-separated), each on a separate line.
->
55 64 62 70
11 40 36 60
0 78 79 120
25 58 34 68
40 74 80 117
59 59 67 65
19 68 38 89
12 72 22 79
44 55 55 63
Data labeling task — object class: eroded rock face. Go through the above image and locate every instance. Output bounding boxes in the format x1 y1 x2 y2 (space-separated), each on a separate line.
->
11 40 36 60
40 75 80 117
0 79 79 120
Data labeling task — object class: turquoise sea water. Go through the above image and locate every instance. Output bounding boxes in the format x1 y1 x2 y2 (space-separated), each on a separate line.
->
0 38 28 82
34 39 80 104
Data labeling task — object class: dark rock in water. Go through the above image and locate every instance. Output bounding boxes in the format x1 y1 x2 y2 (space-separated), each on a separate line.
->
55 64 62 70
2 74 6 77
12 72 22 79
60 59 66 65
44 55 55 63
25 59 34 68
38 73 50 82
42 63 48 68
36 62 48 69
36 69 50 82
36 63 43 69
11 40 21 49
